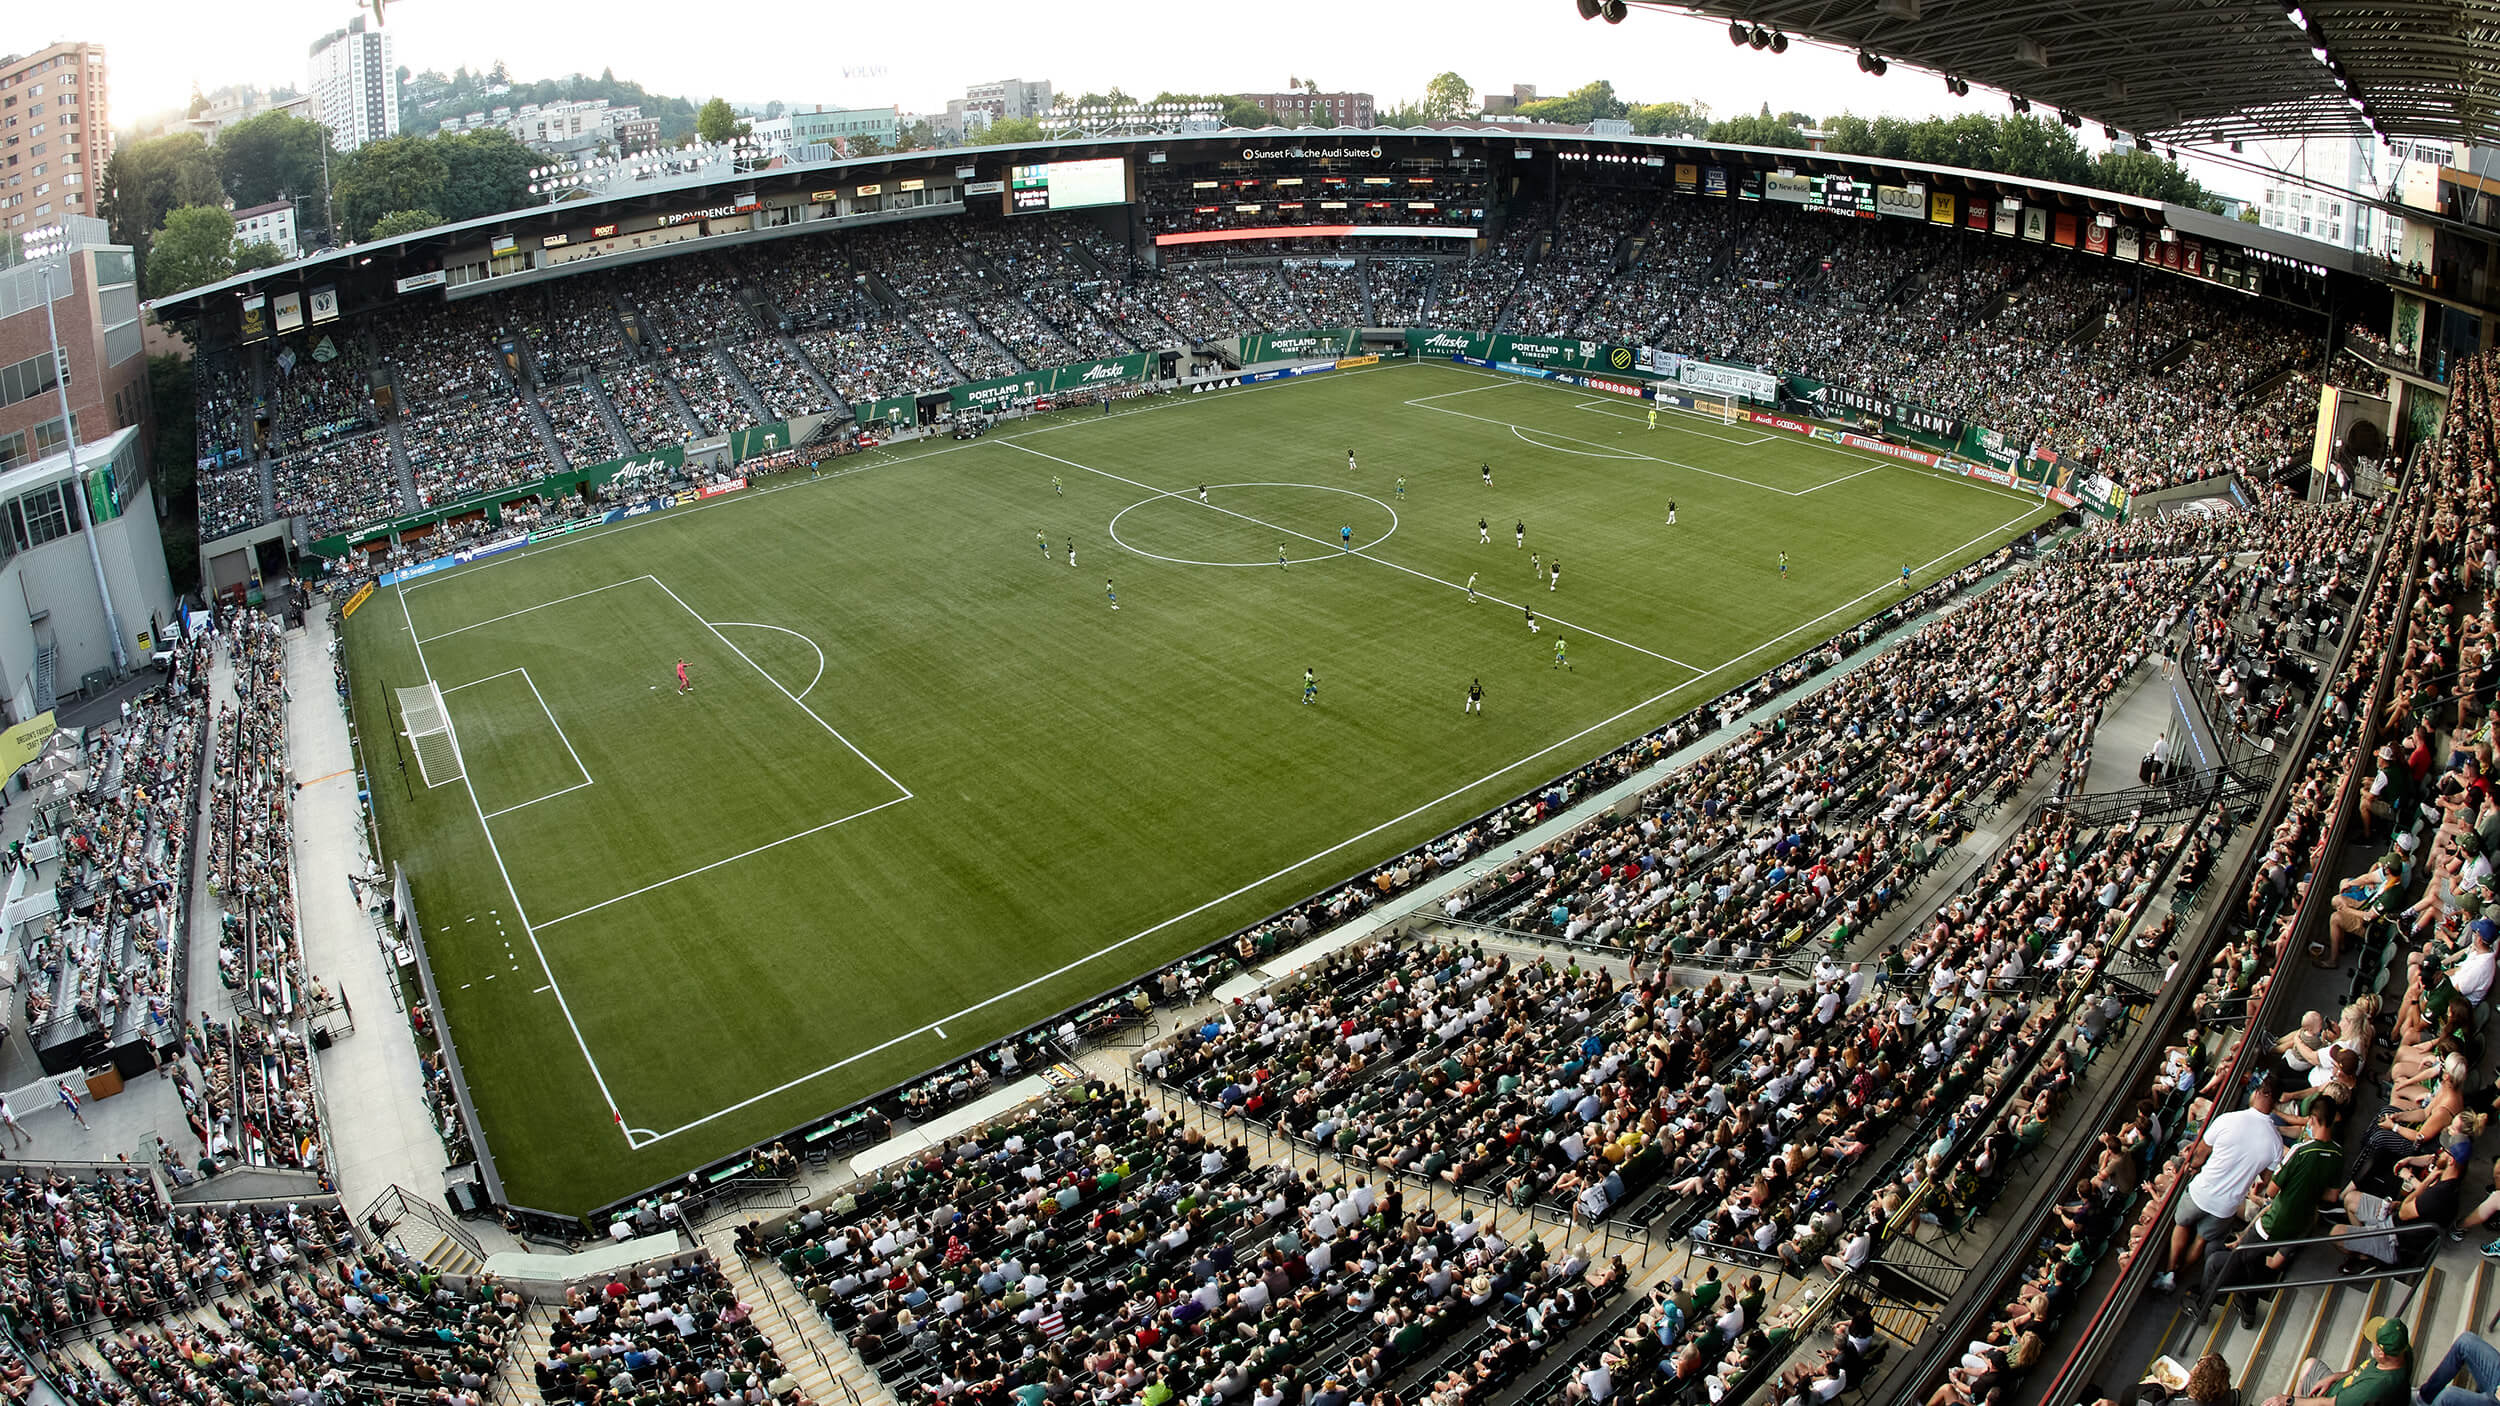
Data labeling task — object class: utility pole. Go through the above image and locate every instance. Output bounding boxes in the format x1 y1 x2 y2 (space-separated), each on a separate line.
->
37 260 131 675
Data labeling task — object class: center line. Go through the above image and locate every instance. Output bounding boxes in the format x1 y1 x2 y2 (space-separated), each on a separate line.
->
997 441 1702 673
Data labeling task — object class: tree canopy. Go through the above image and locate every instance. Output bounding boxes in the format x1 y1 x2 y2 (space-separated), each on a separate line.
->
1817 111 2225 211
367 209 441 240
1705 113 1811 148
1629 100 1712 138
696 97 746 144
1514 79 1628 126
145 205 237 299
332 136 451 242
215 111 335 237
1422 72 1474 120
102 132 225 274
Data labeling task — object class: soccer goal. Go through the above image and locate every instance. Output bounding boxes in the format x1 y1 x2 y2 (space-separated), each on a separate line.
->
398 682 465 788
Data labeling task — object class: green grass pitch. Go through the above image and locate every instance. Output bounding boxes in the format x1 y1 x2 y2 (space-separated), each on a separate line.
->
340 358 2054 1213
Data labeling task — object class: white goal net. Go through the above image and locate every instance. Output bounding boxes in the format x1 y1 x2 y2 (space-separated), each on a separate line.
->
398 683 463 787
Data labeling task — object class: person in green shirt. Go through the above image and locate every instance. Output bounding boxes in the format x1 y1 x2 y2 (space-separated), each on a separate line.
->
2262 1316 2410 1406
2197 1103 2342 1327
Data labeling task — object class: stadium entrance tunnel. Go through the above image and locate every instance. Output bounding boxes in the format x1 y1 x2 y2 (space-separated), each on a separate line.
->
1107 482 1399 567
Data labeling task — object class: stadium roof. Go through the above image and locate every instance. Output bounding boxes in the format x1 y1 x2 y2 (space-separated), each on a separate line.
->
1618 0 2498 147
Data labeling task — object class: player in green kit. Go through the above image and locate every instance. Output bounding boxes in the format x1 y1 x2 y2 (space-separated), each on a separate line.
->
1052 475 1062 496
1036 531 1048 559
1647 406 1657 430
1778 551 1789 580
1301 668 1318 706
1278 544 1288 570
1395 475 1407 500
1105 579 1118 611
1553 638 1572 671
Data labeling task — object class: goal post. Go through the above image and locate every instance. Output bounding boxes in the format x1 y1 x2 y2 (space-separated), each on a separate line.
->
398 682 464 788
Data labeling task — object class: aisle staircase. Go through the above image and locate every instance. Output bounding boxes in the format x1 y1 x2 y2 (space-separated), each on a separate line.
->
708 1230 899 1406
2151 1254 2492 1399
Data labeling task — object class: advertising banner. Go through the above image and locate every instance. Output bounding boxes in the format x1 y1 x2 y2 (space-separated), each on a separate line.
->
1493 335 1639 376
309 287 339 324
0 713 58 789
1877 184 1924 220
1674 163 1698 194
273 292 304 333
1739 169 1764 202
2083 221 2110 256
1703 166 1730 198
699 477 750 499
395 270 448 294
861 395 916 428
2075 472 2130 520
2053 213 2079 248
1336 354 1380 370
949 351 1154 412
1967 201 1990 233
1930 191 1957 226
2115 226 2141 262
341 582 376 619
1993 204 2017 238
1406 327 1493 360
239 294 268 343
1682 361 1778 402
2021 206 2049 242
1765 170 1815 205
1235 328 1358 363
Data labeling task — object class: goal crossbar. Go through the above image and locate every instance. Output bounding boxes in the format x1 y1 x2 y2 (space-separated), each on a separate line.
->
399 683 463 788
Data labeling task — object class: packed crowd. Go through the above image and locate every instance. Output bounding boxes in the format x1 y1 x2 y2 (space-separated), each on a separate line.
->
399 393 551 507
263 341 376 456
272 434 405 540
535 382 625 469
663 351 756 435
372 304 505 404
536 1254 784 1403
723 340 836 421
600 364 693 451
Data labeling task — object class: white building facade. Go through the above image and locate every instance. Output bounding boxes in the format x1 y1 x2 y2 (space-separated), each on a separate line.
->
229 200 298 259
306 15 396 151
2248 136 2450 259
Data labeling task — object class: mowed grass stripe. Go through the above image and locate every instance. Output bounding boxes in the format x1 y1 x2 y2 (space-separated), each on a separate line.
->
343 359 2049 1211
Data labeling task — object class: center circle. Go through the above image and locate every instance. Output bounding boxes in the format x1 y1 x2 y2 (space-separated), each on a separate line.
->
1108 482 1400 567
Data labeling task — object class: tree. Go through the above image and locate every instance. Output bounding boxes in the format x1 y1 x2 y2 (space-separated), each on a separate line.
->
1515 79 1627 126
1776 111 1814 130
145 205 236 298
971 116 1045 146
332 136 450 240
764 100 786 121
435 128 535 223
1152 92 1272 128
102 132 226 273
1994 115 2090 184
1374 101 1429 128
849 134 889 159
2240 205 2261 223
1706 114 1810 148
1628 100 1711 137
1423 71 1474 120
1073 88 1135 108
215 110 335 235
367 209 440 240
896 120 935 152
696 97 745 143
1821 113 1877 155
2092 149 2222 210
146 353 198 589
231 240 286 273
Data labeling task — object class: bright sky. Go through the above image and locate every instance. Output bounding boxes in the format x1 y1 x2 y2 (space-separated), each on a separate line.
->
2 0 2268 199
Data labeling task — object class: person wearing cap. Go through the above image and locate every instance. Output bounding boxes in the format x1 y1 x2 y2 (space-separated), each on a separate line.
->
2451 921 2498 1006
2264 1316 2411 1406
2358 743 2405 843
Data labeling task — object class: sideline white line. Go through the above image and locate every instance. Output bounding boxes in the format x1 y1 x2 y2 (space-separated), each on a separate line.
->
1509 424 1646 460
519 667 594 791
999 440 1703 673
630 471 2046 1148
712 621 829 700
1570 397 1772 447
412 576 653 642
1794 464 1885 495
397 588 628 1129
483 779 595 819
1412 399 1803 495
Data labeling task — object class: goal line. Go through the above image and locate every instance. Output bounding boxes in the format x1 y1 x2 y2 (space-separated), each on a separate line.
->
398 682 463 788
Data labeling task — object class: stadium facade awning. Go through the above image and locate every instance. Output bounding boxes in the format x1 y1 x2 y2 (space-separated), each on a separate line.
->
1617 0 2500 146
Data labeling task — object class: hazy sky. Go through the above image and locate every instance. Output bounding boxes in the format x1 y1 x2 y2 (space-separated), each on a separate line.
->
1 0 2268 198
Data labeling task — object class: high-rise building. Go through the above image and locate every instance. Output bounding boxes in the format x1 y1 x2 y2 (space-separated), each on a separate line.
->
308 14 397 151
0 42 111 241
2245 136 2449 259
1234 90 1376 127
965 79 1053 123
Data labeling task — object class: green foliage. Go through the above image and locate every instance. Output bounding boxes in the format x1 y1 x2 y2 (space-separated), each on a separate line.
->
1776 112 1814 131
144 205 236 299
1423 72 1474 120
1153 92 1273 128
231 241 287 273
1374 101 1429 129
696 97 744 144
402 67 700 144
849 135 889 160
1513 79 1628 126
1629 100 1712 138
333 137 451 241
146 353 198 589
971 116 1046 146
896 119 935 152
1073 88 1136 107
1821 113 1877 155
368 209 441 240
1706 114 1811 148
434 128 536 224
103 132 226 275
214 111 335 236
1810 111 2223 210
2092 149 2225 211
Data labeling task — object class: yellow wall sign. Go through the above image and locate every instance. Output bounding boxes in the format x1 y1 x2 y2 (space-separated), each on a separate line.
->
342 581 377 619
0 712 56 786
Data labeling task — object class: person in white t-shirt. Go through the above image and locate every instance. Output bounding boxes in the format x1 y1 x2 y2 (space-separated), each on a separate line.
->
2156 1077 2284 1292
2451 921 2497 1007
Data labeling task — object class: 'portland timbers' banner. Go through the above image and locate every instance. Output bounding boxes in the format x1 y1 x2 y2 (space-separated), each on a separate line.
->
861 395 916 429
1491 335 1641 377
950 352 1154 412
1235 328 1359 364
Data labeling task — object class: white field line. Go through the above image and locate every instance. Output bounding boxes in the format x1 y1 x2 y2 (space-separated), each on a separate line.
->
1509 424 1646 460
629 493 2043 1148
1409 397 1803 495
483 780 595 820
712 621 828 700
441 666 597 815
413 576 654 642
397 587 628 1129
1571 398 1771 446
998 439 1704 674
537 794 916 934
1794 464 1887 495
521 667 595 791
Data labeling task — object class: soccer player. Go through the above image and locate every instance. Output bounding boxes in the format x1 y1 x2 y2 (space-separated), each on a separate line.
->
1901 563 1913 589
1347 449 1357 474
1530 551 1540 580
1465 678 1484 715
1647 406 1658 430
675 659 691 695
1481 463 1492 488
1302 668 1319 706
1466 572 1478 602
1278 544 1289 570
1341 525 1354 550
1036 531 1049 559
1779 551 1789 580
1525 604 1540 635
1667 498 1677 526
1067 539 1077 568
1106 579 1119 611
1554 638 1572 671
1479 517 1491 545
1395 475 1407 500
1199 484 1209 503
1549 559 1561 592
1052 474 1063 496
1515 521 1525 549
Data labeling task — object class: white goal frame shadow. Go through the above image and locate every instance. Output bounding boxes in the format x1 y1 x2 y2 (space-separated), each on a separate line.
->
439 667 596 819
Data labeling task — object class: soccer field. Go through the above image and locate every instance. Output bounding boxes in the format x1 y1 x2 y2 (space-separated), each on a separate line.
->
340 357 2053 1213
